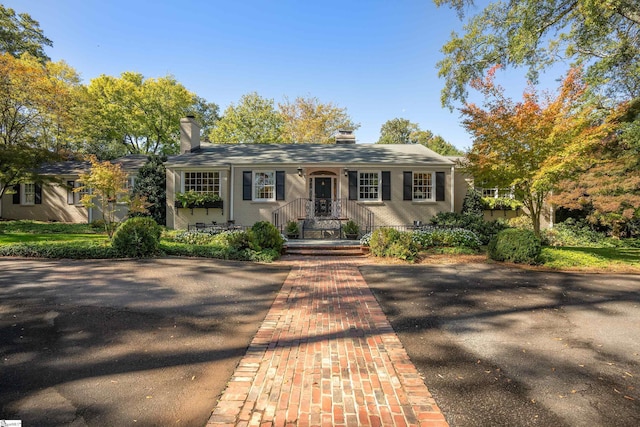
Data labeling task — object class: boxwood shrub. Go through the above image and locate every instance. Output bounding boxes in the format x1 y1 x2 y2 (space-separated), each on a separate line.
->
112 217 162 258
488 228 541 264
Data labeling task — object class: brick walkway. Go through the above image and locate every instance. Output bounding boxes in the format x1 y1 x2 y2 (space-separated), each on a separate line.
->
207 257 448 427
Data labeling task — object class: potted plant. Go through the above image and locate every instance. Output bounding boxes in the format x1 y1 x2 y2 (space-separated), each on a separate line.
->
343 220 360 240
285 220 300 239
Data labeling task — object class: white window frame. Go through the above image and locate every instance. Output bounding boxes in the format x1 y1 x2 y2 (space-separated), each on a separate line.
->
358 171 380 201
413 171 435 201
22 183 35 205
67 181 88 205
182 171 221 196
253 171 275 202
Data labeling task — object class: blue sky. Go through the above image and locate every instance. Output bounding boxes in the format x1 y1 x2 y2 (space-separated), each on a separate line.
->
8 1 562 150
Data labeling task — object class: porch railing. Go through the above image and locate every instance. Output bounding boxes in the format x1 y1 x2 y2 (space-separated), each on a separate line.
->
272 198 307 233
340 198 374 234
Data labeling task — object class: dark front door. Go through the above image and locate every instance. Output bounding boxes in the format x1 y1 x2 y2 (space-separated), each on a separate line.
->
314 178 332 217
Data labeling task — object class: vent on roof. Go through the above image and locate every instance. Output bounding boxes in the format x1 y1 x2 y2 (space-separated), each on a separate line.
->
335 129 356 144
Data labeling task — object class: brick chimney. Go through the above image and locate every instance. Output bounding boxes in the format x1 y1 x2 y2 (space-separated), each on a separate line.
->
335 129 355 144
180 116 201 153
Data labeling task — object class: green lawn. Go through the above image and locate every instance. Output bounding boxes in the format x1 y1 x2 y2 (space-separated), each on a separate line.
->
539 246 640 271
0 233 108 245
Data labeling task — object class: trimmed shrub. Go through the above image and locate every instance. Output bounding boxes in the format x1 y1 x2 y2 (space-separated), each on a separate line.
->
249 221 284 252
369 228 419 261
413 227 481 249
369 228 401 257
0 241 116 259
112 217 162 258
488 228 541 264
430 212 507 245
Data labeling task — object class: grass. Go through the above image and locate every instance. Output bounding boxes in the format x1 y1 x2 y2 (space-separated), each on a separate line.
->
539 246 640 271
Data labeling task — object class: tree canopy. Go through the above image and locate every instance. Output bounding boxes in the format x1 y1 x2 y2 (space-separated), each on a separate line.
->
0 5 52 61
78 72 218 157
376 117 462 155
279 96 359 144
0 53 80 199
461 67 609 236
435 0 640 107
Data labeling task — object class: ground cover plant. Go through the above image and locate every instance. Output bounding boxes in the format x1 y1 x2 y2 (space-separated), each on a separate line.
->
0 220 283 262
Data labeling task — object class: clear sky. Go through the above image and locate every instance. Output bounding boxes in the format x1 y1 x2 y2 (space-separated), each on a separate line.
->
7 0 556 150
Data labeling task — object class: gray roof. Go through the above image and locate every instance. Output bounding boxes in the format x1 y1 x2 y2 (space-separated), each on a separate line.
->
38 154 151 176
167 143 454 168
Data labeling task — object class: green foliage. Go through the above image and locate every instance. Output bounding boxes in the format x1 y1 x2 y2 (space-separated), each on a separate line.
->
249 221 284 252
112 217 162 258
507 215 534 231
285 220 300 236
342 220 360 236
0 5 53 61
369 228 420 262
430 212 507 245
210 92 284 144
481 196 524 210
541 219 615 248
376 117 462 155
539 246 640 270
436 0 640 107
412 227 481 249
175 190 221 207
131 155 167 225
0 240 116 259
461 188 484 216
488 228 541 264
0 220 97 234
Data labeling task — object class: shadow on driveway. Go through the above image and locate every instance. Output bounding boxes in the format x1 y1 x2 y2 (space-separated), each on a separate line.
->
361 263 640 427
0 257 290 426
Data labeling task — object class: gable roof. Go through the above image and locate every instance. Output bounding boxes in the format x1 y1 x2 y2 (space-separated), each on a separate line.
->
167 143 454 168
38 154 151 176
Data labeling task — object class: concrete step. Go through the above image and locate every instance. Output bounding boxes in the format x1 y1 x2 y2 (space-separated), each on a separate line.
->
284 243 365 257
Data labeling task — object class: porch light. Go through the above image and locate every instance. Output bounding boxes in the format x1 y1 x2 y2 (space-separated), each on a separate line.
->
297 166 303 177
343 168 349 176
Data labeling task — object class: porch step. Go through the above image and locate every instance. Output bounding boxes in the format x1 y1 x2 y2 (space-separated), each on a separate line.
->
284 240 365 257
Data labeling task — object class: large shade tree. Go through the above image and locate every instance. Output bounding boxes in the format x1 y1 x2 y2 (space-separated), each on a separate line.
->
435 0 640 107
279 96 359 144
209 92 284 144
461 67 610 236
0 5 52 62
79 72 218 157
0 53 80 201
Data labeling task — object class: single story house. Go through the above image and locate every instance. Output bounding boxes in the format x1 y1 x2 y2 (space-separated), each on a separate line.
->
0 155 147 224
166 117 468 233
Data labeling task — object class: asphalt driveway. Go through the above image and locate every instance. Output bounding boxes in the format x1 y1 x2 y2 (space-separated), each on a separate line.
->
0 258 290 426
361 263 640 427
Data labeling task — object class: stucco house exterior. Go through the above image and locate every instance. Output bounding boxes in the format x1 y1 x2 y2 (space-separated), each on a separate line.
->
0 155 147 224
166 117 465 234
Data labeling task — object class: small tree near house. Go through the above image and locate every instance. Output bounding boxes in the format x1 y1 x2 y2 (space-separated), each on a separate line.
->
76 155 129 238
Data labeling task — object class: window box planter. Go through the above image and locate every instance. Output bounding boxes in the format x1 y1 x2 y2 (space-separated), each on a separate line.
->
174 200 223 209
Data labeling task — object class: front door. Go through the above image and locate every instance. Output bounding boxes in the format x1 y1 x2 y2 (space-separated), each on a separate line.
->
314 177 333 217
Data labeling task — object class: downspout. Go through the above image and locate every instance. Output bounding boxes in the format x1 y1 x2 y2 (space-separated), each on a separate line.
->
229 164 234 222
450 165 455 212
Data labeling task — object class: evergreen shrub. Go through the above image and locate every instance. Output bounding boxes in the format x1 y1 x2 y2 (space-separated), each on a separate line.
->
488 228 541 264
112 217 162 257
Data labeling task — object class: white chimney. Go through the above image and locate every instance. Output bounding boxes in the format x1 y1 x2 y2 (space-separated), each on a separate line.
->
180 116 201 153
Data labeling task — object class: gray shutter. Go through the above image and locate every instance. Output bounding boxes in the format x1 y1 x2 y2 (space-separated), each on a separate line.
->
243 171 252 200
382 171 391 201
35 184 42 204
12 184 20 204
276 171 285 200
348 171 357 200
436 172 445 201
403 172 412 200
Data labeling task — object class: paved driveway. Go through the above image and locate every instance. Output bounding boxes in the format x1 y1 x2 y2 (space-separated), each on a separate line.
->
362 263 640 427
0 258 290 426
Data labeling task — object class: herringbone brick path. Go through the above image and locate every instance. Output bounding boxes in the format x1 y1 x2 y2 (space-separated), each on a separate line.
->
207 257 448 427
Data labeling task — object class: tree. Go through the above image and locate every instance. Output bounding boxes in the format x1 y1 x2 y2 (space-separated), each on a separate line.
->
0 5 52 61
279 96 359 144
131 155 167 226
461 67 609 237
376 118 419 144
376 118 463 155
79 72 217 156
549 98 640 236
209 92 284 144
0 53 80 201
76 155 129 238
435 0 640 107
